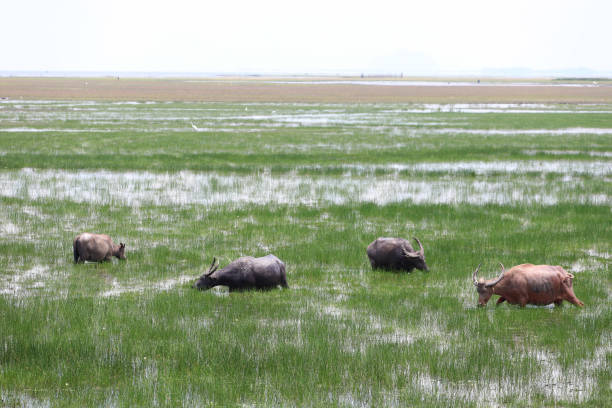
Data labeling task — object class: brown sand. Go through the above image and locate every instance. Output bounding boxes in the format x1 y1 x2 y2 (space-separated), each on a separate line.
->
1 77 611 103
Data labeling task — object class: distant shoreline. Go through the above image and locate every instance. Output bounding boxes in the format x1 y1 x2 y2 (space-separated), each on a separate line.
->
2 70 610 79
1 76 611 103
2 71 610 82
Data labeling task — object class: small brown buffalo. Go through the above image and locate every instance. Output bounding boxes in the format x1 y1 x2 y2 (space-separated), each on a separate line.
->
366 237 428 272
472 263 583 307
73 233 126 263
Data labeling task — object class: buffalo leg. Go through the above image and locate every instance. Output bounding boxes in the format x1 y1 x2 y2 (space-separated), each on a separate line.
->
561 280 584 307
566 295 584 307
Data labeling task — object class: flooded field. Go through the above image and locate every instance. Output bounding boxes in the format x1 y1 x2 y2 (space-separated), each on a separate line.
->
0 98 610 407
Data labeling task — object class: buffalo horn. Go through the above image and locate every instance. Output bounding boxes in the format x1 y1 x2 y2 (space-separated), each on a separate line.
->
472 263 481 286
485 263 505 287
205 257 219 276
402 246 419 259
413 237 425 255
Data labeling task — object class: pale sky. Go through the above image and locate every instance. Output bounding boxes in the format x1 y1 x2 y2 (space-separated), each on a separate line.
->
3 0 612 76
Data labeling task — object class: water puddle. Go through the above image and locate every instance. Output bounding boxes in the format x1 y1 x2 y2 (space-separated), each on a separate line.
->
100 275 193 297
1 127 113 133
0 266 48 297
0 222 19 236
524 149 612 158
409 342 607 406
585 249 610 259
333 160 610 176
0 392 50 408
432 127 612 135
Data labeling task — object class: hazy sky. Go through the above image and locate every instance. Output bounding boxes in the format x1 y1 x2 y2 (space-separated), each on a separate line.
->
3 0 612 75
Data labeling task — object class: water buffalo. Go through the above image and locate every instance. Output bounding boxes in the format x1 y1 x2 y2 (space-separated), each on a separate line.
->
366 237 428 272
193 255 288 292
472 263 584 307
73 233 126 263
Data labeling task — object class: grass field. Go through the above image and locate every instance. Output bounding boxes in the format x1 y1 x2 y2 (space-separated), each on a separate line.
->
0 84 611 407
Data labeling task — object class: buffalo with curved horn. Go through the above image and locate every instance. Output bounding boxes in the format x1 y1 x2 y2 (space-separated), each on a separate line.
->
193 255 288 292
366 237 428 272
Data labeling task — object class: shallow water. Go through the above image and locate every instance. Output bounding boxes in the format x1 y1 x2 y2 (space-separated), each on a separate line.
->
0 392 50 408
431 127 612 135
523 149 612 157
407 340 607 406
0 167 608 208
2 127 114 133
3 101 612 131
0 266 48 297
100 275 193 297
332 160 611 176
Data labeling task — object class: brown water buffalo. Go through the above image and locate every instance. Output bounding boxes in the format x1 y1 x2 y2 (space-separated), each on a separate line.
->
472 263 583 307
366 237 428 272
193 255 288 292
73 233 126 263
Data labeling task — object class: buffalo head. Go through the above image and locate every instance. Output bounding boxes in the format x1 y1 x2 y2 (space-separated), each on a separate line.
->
193 257 219 290
472 263 505 306
117 243 126 260
403 237 428 271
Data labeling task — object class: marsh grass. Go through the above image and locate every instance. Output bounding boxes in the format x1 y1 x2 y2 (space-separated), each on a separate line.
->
0 101 610 407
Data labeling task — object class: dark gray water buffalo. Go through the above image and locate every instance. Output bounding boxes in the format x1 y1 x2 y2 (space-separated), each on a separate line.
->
73 233 126 263
193 255 288 292
472 263 584 307
366 237 428 272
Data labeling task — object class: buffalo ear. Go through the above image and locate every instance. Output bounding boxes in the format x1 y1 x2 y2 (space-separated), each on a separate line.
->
562 276 572 288
120 243 125 248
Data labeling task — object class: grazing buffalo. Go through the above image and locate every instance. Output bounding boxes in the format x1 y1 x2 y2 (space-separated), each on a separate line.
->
73 233 126 263
366 237 428 272
193 255 288 292
472 263 584 307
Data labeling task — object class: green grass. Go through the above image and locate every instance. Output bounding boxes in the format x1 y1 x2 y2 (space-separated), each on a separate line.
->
0 100 610 407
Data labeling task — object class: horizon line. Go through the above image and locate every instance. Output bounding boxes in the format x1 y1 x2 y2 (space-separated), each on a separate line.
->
1 69 611 80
